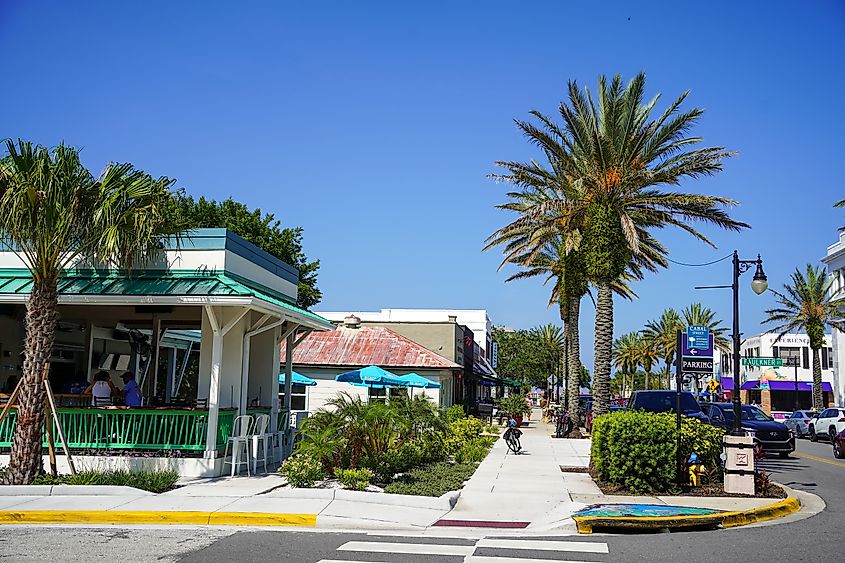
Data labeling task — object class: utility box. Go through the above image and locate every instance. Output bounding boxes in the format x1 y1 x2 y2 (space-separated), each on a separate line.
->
723 434 755 495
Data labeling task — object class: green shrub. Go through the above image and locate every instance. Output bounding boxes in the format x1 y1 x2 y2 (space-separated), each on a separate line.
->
335 468 373 491
445 416 484 454
455 437 494 464
360 449 404 483
591 411 725 493
496 394 531 418
590 410 677 493
444 404 466 424
32 469 179 493
279 455 325 488
383 462 476 496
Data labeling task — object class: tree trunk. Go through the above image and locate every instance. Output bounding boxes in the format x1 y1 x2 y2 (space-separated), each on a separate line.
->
2 281 58 484
593 281 613 417
812 346 824 411
566 295 582 428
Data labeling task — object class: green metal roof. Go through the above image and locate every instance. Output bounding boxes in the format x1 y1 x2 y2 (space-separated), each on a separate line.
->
0 268 332 328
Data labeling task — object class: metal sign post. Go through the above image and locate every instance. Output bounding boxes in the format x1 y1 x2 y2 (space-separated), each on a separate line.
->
675 330 684 488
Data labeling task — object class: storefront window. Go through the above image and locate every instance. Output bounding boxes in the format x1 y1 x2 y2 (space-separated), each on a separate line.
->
279 383 307 411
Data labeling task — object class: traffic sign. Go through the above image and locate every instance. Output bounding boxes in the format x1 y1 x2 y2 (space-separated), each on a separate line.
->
682 334 714 357
686 326 710 350
741 357 783 367
682 357 714 374
707 379 719 393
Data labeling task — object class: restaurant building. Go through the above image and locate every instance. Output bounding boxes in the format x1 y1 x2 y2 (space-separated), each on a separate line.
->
0 229 333 477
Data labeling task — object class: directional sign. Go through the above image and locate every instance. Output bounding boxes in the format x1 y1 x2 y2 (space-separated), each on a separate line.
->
686 325 710 350
707 379 720 393
682 334 714 357
741 357 783 367
682 357 714 374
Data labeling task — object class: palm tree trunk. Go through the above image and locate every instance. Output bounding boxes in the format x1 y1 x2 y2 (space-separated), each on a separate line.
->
593 281 613 417
812 346 824 411
3 281 59 484
566 295 582 428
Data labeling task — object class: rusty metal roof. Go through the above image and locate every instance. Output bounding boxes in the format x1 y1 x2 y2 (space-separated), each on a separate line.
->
284 325 460 369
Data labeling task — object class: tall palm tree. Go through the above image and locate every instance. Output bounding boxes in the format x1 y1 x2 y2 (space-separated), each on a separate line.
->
642 308 682 387
506 73 748 416
535 323 564 402
635 332 660 390
0 140 182 484
763 265 845 411
681 303 730 352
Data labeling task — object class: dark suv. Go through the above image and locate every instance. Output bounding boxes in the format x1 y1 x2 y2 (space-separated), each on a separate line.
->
627 390 709 422
702 402 794 458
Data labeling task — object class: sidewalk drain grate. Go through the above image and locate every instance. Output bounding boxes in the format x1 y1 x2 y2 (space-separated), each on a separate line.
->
433 519 530 528
560 466 590 473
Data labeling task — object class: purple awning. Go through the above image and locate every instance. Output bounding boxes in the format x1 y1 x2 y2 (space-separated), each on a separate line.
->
720 378 832 392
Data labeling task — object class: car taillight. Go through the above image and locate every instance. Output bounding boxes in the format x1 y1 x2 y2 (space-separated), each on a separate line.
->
803 420 809 424
839 418 845 422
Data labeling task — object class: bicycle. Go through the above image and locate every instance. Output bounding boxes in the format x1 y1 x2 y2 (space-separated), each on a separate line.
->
503 417 522 454
555 409 573 438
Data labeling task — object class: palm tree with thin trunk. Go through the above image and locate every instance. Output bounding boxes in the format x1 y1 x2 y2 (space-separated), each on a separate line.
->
0 140 182 484
643 308 682 388
612 331 641 397
636 333 659 390
507 73 748 416
763 265 845 411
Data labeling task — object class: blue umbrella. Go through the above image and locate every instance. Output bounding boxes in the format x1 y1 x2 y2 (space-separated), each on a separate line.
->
279 371 317 386
335 365 410 387
399 373 441 389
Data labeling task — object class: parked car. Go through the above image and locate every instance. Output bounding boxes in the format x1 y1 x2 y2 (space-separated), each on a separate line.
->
702 402 795 458
627 390 709 423
771 411 790 422
833 429 845 459
808 407 845 442
784 410 818 438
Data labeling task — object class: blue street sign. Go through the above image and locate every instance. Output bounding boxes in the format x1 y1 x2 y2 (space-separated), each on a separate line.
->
686 326 710 350
682 334 714 358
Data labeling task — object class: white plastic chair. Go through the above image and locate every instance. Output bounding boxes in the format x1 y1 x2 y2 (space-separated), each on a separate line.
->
251 414 272 473
223 415 254 477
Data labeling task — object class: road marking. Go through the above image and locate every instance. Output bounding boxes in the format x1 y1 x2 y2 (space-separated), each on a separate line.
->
467 557 600 563
476 538 609 553
794 451 845 468
336 541 474 556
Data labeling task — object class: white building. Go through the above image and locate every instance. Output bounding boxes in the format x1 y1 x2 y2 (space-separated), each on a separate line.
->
822 229 845 406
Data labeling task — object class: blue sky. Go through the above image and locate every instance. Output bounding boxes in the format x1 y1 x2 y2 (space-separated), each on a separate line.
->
2 1 844 370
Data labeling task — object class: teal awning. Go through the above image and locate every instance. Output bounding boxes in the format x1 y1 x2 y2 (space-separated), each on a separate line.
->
399 373 441 389
279 371 317 386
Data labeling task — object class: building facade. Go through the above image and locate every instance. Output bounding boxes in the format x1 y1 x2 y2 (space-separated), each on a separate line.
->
822 229 845 407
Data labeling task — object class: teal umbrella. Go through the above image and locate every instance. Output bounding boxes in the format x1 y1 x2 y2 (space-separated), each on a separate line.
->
399 373 441 389
279 371 317 386
335 365 410 387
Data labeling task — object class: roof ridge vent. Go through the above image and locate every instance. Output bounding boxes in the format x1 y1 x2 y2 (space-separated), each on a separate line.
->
344 314 362 328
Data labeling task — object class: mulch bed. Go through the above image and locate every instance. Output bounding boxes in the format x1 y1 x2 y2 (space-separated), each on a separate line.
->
587 466 786 499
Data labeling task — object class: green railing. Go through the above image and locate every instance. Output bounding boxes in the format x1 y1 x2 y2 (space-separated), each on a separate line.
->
0 407 289 452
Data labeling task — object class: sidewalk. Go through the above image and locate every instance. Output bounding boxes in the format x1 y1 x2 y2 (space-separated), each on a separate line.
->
0 410 818 532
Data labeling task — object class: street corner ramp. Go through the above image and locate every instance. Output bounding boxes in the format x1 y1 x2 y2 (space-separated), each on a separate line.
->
572 498 801 534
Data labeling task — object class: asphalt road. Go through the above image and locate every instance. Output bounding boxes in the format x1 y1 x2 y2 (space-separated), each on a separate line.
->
0 438 841 563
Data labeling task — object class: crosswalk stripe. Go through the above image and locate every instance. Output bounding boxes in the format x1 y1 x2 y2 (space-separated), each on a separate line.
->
476 538 609 553
336 541 474 556
317 560 384 563
467 557 601 563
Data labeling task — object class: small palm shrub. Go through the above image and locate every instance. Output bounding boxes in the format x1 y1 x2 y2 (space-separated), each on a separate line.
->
335 468 373 491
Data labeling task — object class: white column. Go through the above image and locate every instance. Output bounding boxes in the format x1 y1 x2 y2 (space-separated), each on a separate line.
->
204 307 223 456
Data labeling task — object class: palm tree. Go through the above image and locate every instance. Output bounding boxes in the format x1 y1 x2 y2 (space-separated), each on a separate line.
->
635 333 660 390
505 73 748 416
612 331 641 397
0 140 182 484
643 308 682 387
681 303 730 351
763 265 845 411
534 323 564 402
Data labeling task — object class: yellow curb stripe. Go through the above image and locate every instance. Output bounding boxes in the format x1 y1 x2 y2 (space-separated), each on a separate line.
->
0 510 317 527
794 451 845 469
572 497 801 534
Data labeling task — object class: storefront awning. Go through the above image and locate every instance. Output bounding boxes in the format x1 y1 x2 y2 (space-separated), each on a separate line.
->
0 268 334 331
721 378 833 392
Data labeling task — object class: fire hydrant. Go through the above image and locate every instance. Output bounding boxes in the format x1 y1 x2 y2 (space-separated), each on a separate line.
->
688 453 706 487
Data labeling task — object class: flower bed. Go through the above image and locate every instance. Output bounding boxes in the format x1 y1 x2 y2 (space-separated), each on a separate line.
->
279 396 494 494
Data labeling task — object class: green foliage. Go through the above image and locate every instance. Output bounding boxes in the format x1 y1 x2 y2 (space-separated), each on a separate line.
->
491 326 550 388
33 469 179 493
279 455 325 488
582 200 630 284
496 394 531 419
445 417 484 455
591 411 725 493
335 468 373 491
174 194 321 307
455 437 494 464
383 462 477 497
444 404 467 424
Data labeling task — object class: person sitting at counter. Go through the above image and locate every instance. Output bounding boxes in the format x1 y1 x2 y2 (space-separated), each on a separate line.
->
84 371 116 405
121 371 143 407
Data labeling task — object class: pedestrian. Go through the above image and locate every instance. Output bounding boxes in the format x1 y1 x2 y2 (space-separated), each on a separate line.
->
121 371 144 407
84 371 116 406
525 394 533 421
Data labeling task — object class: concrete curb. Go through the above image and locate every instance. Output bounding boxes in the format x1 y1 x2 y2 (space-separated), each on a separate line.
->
0 510 316 527
0 485 153 496
573 495 801 534
270 487 460 510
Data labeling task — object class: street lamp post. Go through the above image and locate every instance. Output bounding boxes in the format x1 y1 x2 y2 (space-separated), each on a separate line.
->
731 251 769 435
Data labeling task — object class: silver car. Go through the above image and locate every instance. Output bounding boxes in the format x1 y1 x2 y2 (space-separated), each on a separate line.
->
784 410 818 438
